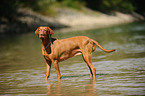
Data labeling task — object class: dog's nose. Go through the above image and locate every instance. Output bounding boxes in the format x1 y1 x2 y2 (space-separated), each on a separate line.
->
39 34 45 39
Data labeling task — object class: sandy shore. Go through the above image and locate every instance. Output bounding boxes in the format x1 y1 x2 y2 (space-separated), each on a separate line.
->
55 8 144 32
0 8 144 34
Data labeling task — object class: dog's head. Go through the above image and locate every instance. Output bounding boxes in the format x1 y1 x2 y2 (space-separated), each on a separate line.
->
35 27 53 39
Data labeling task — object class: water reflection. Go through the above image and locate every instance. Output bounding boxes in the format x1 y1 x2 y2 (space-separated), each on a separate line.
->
46 79 98 96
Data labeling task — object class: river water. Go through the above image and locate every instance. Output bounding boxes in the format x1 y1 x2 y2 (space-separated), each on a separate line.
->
0 21 145 96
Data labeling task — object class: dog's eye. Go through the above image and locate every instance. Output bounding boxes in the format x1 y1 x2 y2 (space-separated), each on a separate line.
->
38 29 41 32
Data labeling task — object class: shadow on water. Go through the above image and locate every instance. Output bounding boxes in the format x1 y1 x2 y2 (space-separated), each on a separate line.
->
51 73 108 80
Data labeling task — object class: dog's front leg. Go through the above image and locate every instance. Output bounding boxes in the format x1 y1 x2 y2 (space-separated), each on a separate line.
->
52 60 62 79
45 60 52 80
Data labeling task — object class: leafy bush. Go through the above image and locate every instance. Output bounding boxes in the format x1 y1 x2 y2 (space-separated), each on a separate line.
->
59 0 85 9
85 0 135 13
0 0 144 18
101 0 135 13
19 0 57 16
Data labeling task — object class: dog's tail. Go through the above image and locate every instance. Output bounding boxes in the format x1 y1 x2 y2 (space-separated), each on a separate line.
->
91 39 116 53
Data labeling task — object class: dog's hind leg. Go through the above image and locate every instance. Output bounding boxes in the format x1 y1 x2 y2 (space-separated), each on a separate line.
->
83 53 96 80
82 42 96 80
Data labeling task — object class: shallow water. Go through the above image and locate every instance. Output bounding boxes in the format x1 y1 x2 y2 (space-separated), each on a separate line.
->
0 21 145 96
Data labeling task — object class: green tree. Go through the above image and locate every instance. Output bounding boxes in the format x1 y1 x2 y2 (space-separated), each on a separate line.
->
84 0 135 13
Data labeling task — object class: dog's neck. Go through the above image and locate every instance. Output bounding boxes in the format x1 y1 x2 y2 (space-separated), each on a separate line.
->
40 37 51 55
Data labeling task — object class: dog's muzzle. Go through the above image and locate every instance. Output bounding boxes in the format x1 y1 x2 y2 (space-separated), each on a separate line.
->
39 34 46 39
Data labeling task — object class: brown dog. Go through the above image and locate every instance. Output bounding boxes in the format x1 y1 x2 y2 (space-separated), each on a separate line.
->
35 27 115 80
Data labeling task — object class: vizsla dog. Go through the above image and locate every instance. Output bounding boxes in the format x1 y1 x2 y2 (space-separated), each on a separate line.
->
35 27 115 80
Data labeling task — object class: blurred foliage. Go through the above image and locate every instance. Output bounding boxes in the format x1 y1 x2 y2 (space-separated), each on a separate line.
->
85 0 136 13
0 0 145 19
58 0 85 9
0 0 18 20
18 0 57 16
18 0 85 15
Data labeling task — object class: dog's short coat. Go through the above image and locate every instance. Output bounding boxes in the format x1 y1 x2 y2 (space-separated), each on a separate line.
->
35 27 115 80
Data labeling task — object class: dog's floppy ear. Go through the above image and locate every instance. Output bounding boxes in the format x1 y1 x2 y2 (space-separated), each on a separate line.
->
47 27 53 36
35 27 39 37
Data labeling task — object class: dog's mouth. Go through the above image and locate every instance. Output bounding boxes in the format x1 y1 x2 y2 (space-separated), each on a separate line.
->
39 36 44 39
40 38 44 41
39 35 45 39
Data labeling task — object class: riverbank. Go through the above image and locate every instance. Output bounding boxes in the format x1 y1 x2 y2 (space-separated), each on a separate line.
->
0 8 144 34
55 8 144 32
